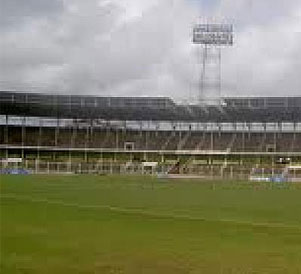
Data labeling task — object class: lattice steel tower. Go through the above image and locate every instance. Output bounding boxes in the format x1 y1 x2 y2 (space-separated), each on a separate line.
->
193 24 233 105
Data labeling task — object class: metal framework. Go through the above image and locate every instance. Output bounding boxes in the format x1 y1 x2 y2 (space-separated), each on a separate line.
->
1 92 301 122
193 24 233 105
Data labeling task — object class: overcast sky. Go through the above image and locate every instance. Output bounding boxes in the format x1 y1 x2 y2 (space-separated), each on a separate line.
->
0 0 300 102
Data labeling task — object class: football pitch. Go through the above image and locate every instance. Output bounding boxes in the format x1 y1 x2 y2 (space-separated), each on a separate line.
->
1 175 301 273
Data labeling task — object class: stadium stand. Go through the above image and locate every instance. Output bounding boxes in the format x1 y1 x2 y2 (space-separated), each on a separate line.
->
2 126 301 153
1 91 301 177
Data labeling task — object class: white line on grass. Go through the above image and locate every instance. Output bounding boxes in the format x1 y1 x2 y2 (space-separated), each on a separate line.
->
1 194 301 231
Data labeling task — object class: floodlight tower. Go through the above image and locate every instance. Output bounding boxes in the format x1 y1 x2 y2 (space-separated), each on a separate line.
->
193 23 233 105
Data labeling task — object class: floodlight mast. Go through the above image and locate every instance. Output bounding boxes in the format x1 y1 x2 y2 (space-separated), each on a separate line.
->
193 24 233 105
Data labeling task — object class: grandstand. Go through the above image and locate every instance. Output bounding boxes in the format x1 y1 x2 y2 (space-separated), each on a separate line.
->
1 91 301 177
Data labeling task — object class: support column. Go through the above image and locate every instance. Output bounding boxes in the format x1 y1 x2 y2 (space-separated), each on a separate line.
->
5 115 8 161
21 116 25 159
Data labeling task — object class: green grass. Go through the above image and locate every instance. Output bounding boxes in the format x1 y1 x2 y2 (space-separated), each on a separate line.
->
1 175 301 273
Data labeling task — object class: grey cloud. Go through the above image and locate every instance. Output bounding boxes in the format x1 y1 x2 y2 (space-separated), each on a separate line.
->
0 0 64 30
0 0 300 100
217 0 299 28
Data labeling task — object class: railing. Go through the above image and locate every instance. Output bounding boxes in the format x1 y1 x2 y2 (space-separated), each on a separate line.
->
0 160 260 180
1 115 301 132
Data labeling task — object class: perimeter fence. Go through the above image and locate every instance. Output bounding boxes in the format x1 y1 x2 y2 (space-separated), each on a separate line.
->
0 160 258 180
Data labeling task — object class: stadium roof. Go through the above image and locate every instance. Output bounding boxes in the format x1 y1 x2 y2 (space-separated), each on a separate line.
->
1 91 301 122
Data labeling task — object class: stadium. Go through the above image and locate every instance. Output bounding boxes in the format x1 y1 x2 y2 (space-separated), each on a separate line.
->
2 90 301 273
1 91 301 180
1 3 301 272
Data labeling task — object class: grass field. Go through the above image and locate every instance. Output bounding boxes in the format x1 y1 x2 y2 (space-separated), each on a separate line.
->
1 175 301 273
